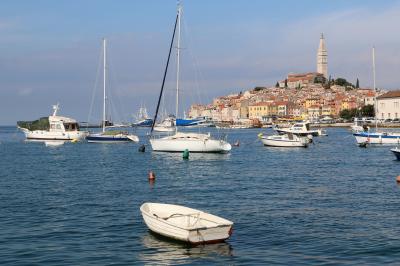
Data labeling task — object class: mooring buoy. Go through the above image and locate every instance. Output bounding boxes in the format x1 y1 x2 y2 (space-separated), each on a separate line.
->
183 149 189 159
138 144 145 152
148 171 156 180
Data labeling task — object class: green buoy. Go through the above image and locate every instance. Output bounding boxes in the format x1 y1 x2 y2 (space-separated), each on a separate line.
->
183 149 189 159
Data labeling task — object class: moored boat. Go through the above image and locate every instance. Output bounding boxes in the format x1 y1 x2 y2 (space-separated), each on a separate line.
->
140 203 233 245
259 133 308 148
150 132 231 153
17 104 88 141
275 122 320 137
391 147 400 160
86 39 139 144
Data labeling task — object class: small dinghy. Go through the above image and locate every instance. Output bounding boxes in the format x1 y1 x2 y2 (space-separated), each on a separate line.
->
391 147 400 160
140 203 233 245
259 133 308 148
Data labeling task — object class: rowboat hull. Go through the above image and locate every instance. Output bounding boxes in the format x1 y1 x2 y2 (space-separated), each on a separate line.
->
140 203 233 245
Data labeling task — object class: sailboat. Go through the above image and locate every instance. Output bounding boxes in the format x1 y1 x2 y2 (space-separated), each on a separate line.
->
86 39 139 143
149 3 231 153
132 105 153 127
353 47 400 145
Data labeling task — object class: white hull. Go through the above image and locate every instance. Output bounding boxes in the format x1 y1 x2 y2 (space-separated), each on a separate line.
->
150 133 231 153
260 135 308 147
153 126 176 132
22 129 87 141
354 133 400 145
140 203 233 245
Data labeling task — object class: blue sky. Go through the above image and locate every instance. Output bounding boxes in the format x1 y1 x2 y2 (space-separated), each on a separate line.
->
1 0 400 124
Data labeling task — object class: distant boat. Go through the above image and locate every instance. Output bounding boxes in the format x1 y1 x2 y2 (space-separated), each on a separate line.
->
353 47 400 145
86 39 139 143
149 3 231 153
153 115 176 132
17 104 88 141
275 121 320 137
259 133 308 148
140 203 233 245
132 106 153 127
391 147 400 160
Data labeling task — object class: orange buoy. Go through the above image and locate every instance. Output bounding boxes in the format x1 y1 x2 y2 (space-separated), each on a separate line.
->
396 176 400 183
149 171 156 180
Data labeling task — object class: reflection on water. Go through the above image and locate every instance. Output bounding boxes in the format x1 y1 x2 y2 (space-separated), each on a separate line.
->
138 232 233 264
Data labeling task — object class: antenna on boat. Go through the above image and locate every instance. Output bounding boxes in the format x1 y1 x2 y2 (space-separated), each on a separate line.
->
52 103 60 116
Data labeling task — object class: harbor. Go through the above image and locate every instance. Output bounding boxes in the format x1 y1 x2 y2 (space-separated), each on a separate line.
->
1 126 400 264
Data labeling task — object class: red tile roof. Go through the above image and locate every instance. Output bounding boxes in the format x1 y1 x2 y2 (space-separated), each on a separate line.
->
376 90 400 99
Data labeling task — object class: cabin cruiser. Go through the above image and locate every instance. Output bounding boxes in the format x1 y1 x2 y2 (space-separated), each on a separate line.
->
259 133 308 148
275 122 320 137
17 104 88 141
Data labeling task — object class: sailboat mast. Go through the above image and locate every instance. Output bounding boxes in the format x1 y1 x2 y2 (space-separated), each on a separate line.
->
175 4 182 130
372 46 378 130
103 38 107 133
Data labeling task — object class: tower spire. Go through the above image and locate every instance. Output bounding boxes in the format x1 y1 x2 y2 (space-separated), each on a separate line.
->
317 33 328 78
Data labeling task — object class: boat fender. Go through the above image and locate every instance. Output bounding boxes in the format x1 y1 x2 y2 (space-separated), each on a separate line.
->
183 149 189 159
148 171 156 180
138 144 145 152
71 139 78 143
257 133 263 138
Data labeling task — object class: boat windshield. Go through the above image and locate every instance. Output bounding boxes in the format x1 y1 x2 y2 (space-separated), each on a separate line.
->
64 123 79 131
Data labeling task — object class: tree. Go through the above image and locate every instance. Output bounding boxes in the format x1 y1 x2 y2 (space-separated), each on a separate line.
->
339 108 357 120
361 104 374 117
275 82 279 88
254 86 266 91
314 76 326 84
356 78 359 88
284 79 288 88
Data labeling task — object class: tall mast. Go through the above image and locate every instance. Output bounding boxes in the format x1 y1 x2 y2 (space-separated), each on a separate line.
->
103 38 107 133
372 46 378 130
175 3 182 132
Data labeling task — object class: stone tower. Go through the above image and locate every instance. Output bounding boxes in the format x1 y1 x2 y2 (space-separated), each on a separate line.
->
317 33 328 78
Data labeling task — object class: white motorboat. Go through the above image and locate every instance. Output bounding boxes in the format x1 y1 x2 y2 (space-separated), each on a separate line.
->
150 132 231 153
275 122 320 137
86 39 139 143
149 3 231 153
140 203 233 245
17 104 88 141
153 116 176 132
259 133 308 148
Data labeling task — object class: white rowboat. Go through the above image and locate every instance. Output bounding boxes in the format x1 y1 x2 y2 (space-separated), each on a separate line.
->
140 203 233 245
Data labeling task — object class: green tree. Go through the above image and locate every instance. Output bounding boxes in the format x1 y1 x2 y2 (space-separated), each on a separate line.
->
361 104 374 117
275 82 279 88
356 78 359 89
339 108 357 120
314 76 327 84
254 86 266 91
284 79 288 88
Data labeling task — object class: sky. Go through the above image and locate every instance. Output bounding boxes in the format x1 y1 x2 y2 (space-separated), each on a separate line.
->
1 0 400 125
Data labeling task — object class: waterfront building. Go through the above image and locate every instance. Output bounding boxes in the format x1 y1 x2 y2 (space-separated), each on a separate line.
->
317 33 328 78
376 90 400 120
279 72 324 89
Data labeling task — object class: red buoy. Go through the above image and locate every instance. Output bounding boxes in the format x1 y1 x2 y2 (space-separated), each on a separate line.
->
396 176 400 183
149 171 156 180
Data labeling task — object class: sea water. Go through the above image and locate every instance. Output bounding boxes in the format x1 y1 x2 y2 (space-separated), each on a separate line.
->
1 126 400 265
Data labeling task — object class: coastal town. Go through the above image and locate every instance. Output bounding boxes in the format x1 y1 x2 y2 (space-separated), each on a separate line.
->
187 34 398 127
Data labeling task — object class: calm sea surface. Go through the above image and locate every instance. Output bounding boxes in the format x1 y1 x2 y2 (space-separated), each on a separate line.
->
1 126 400 265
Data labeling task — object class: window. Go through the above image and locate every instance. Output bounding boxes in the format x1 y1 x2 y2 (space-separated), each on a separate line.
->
388 113 391 118
395 102 399 108
380 103 385 109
